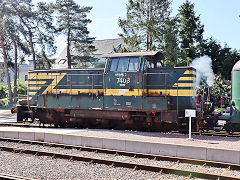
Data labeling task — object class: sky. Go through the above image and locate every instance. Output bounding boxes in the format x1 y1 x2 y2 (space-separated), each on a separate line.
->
33 0 240 57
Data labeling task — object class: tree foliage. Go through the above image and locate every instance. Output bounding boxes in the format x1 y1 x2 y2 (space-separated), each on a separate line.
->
202 38 240 80
10 0 56 70
198 74 231 107
162 17 179 66
0 0 57 105
119 0 171 51
177 0 204 65
0 0 13 105
54 0 95 69
211 74 231 106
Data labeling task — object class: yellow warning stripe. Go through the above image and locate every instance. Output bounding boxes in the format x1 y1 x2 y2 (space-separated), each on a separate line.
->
148 89 196 96
105 89 196 97
27 88 196 97
44 89 104 95
178 77 196 81
173 83 196 87
29 73 64 79
105 89 140 96
28 81 46 85
184 70 196 75
28 91 37 96
28 86 42 90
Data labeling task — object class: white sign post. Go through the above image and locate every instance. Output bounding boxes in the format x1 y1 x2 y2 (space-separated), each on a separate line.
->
185 109 196 141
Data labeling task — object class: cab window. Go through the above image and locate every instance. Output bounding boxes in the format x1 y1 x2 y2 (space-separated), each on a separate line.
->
109 57 139 72
117 57 129 71
110 58 118 71
128 57 139 71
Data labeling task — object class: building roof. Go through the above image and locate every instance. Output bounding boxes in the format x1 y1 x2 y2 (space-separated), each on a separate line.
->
93 38 125 56
54 38 126 69
102 51 159 58
56 38 125 61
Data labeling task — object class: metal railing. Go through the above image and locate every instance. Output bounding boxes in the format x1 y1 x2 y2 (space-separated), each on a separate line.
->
143 72 179 113
27 73 104 96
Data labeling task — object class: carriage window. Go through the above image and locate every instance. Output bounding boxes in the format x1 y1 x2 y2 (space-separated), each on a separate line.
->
110 58 118 71
128 58 139 71
117 57 129 71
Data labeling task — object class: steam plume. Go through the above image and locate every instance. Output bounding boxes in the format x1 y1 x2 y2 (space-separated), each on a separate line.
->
190 56 215 87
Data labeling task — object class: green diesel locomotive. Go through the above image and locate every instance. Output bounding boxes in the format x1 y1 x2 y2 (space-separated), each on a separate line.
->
16 51 197 131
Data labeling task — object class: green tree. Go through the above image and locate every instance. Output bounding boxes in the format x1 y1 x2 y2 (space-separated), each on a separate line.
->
119 0 171 51
54 0 95 69
10 0 56 70
36 52 56 69
162 17 179 66
178 0 204 65
202 38 240 80
0 0 13 105
4 14 30 105
35 2 56 61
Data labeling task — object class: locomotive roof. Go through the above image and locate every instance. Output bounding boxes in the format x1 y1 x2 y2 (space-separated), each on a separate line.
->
232 60 240 71
101 51 160 58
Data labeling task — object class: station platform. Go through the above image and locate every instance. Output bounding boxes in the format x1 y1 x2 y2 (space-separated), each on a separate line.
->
0 126 239 164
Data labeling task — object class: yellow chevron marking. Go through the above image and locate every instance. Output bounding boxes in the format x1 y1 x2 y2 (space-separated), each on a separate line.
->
27 72 67 96
42 73 67 95
178 77 196 81
173 83 196 87
184 70 196 75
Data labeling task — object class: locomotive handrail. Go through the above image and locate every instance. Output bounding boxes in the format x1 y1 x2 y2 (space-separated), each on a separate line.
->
144 73 169 75
143 71 179 113
27 73 104 97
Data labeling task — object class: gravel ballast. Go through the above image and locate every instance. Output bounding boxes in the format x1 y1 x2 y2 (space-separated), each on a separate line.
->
0 150 197 180
0 141 237 179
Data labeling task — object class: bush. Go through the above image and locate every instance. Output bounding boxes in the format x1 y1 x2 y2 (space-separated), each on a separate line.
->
0 98 9 108
0 79 27 100
0 84 7 99
12 79 27 95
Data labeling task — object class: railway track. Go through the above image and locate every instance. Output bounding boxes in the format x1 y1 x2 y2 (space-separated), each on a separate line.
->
0 172 34 180
0 137 240 179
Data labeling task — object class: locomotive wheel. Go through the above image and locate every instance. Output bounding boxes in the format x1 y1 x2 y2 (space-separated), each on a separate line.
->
225 123 234 134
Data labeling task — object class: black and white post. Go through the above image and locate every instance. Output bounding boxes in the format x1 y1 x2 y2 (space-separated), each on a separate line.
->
185 109 196 140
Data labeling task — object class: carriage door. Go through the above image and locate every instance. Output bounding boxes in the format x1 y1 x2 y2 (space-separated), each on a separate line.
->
104 56 142 110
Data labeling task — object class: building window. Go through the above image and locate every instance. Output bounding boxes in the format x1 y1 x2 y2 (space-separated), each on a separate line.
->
25 75 28 81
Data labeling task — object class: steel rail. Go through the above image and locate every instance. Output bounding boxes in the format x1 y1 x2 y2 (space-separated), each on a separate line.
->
0 172 35 180
0 137 239 179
